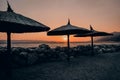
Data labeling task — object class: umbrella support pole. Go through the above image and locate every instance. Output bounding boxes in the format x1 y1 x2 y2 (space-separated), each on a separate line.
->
6 32 12 79
67 34 70 62
91 36 94 55
67 34 70 49
7 32 11 54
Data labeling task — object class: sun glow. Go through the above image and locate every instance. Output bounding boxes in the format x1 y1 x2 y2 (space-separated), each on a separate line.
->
62 36 67 41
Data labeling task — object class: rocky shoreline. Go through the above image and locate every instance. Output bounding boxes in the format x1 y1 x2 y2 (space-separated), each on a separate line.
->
0 44 120 67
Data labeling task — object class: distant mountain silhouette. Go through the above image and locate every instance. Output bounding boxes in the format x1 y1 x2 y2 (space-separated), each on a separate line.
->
95 32 120 42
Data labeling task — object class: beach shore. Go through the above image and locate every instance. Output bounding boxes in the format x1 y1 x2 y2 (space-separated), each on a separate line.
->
0 44 120 80
12 51 120 80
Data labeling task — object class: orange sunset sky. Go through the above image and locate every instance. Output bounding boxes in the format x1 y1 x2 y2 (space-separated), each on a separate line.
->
0 0 120 42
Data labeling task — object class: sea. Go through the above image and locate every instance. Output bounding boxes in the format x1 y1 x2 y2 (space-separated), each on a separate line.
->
0 40 120 48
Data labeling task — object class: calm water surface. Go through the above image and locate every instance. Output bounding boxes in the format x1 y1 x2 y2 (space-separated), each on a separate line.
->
0 41 120 48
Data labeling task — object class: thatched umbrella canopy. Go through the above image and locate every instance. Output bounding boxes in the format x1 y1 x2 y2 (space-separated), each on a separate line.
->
74 25 113 54
0 1 50 54
47 19 90 49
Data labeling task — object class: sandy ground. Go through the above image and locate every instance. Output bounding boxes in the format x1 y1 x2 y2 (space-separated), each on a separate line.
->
12 52 120 80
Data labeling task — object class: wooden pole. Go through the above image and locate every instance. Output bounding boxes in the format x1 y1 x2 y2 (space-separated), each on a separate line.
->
6 32 12 79
67 34 70 62
91 36 94 55
7 32 11 54
67 34 70 49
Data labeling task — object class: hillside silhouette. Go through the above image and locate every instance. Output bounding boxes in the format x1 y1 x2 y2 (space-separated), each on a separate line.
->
95 32 120 42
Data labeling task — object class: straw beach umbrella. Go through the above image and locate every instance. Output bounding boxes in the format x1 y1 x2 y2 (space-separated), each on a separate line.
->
47 19 90 49
0 1 50 54
0 1 50 79
74 25 113 54
47 19 90 61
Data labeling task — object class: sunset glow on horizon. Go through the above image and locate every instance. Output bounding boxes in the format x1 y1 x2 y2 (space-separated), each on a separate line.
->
62 36 67 41
0 0 120 42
